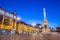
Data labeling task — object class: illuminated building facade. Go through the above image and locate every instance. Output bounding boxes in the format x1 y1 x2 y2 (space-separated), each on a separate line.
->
0 7 17 30
17 21 38 34
0 7 38 34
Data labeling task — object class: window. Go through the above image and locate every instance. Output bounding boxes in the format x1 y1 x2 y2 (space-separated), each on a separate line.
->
0 15 3 24
5 12 9 17
9 14 13 18
4 16 9 25
9 18 13 26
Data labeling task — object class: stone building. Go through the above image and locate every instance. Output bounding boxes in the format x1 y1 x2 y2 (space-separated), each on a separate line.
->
0 7 38 34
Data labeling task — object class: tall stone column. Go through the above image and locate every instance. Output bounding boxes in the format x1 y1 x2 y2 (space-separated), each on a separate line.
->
42 8 51 34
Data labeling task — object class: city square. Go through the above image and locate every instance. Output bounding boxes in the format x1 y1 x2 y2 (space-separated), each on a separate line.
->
0 0 60 40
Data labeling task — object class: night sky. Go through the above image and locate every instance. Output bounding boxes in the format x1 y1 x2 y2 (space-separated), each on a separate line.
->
0 0 60 29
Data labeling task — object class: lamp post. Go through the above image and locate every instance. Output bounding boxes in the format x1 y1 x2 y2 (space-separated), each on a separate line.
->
11 11 16 34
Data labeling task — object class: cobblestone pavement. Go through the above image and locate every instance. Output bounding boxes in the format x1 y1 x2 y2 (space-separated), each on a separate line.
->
0 33 60 40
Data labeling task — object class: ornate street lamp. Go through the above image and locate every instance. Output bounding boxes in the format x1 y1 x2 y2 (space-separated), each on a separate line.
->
10 11 16 34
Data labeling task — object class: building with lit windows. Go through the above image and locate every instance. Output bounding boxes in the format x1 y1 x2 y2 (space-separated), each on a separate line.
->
17 21 38 34
0 7 38 34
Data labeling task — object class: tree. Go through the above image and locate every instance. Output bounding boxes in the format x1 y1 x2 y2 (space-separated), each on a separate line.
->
56 27 60 32
36 24 41 28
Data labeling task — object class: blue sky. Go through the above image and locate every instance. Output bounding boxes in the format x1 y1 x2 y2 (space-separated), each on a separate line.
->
0 0 60 29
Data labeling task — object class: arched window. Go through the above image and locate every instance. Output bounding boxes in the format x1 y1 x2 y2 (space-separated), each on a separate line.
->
0 15 3 24
4 16 9 25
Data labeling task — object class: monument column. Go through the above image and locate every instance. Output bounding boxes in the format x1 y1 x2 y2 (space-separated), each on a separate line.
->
42 8 51 34
43 8 48 29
